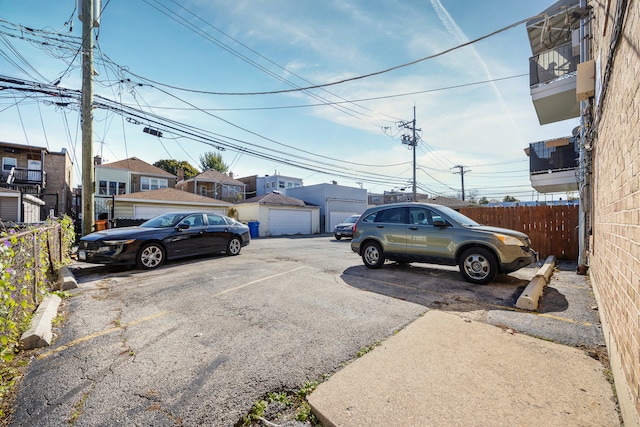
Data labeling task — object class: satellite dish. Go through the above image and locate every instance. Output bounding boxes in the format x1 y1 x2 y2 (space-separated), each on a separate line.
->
572 126 581 137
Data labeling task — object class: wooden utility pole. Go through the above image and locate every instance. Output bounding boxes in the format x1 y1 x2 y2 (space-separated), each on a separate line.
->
81 0 95 236
452 165 470 201
399 106 420 202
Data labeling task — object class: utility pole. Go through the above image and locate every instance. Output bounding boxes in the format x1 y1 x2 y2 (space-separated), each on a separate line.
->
398 106 420 202
81 0 96 236
451 165 470 201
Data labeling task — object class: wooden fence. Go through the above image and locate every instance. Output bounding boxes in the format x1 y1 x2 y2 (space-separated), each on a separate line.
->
459 205 579 260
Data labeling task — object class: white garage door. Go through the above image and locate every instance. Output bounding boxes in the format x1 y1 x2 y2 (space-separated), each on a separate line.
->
133 205 226 219
329 211 358 232
269 209 311 236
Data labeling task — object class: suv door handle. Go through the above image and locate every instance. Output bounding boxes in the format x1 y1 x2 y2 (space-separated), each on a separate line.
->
409 226 419 230
376 225 384 228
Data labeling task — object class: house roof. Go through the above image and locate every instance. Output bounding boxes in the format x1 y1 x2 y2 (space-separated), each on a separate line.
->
240 191 306 206
0 141 48 153
0 188 20 195
421 196 471 209
112 188 231 205
188 169 245 186
98 157 175 178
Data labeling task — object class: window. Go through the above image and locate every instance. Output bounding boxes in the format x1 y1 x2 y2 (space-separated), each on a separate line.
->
141 177 168 191
2 157 16 172
278 180 285 189
179 214 205 227
27 159 41 170
99 180 126 195
409 207 435 225
287 181 293 188
206 213 228 226
266 182 270 189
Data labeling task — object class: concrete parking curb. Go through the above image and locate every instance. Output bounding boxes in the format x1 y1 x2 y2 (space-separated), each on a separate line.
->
57 266 78 291
19 266 76 351
19 294 61 350
516 255 556 311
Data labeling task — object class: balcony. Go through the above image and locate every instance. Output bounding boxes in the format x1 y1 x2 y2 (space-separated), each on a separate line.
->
526 0 581 125
529 43 579 125
1 167 47 193
527 137 579 193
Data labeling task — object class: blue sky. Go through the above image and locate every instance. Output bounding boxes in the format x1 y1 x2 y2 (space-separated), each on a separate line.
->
0 0 577 201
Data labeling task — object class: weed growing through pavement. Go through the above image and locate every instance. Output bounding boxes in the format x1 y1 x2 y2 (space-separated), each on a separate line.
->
240 380 323 426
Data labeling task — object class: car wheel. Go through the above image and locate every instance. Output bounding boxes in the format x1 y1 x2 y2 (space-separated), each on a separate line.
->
137 243 165 269
459 247 497 285
335 235 342 240
226 237 242 256
362 241 385 269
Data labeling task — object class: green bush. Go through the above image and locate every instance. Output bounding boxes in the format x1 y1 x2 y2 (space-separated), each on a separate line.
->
0 216 75 417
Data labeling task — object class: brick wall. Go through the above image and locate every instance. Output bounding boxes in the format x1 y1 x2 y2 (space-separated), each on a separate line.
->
589 0 640 424
44 151 74 216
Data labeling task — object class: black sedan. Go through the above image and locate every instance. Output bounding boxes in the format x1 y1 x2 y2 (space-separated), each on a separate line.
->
77 212 250 269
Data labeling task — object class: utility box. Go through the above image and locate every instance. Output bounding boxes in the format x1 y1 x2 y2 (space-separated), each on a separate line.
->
576 59 595 101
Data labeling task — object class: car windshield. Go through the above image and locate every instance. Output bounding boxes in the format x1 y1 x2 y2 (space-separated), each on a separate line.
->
140 213 187 228
436 205 480 227
343 215 359 224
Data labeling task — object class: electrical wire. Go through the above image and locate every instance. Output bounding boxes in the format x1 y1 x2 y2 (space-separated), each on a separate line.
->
121 12 542 96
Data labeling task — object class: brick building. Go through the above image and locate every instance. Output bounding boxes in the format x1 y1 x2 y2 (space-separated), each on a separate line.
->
588 0 640 424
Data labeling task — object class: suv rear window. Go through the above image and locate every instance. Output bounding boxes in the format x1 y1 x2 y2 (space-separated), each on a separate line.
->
362 207 406 224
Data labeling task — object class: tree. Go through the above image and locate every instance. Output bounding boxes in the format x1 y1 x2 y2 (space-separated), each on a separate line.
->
154 159 199 179
503 195 519 202
478 196 489 205
199 151 228 173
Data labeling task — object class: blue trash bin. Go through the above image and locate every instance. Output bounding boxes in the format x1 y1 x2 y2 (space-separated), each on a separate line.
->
248 221 259 238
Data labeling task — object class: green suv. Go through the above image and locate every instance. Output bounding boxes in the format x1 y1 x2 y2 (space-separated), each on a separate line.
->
350 203 537 285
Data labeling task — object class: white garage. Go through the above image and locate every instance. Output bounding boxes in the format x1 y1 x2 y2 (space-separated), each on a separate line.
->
108 188 232 220
235 191 320 237
269 209 312 235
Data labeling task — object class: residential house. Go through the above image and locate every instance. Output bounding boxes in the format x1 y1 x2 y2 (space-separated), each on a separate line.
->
257 173 303 196
176 169 246 203
526 1 640 424
94 156 177 218
0 141 73 220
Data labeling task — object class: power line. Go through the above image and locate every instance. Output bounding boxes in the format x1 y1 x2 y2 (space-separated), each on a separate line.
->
120 13 541 96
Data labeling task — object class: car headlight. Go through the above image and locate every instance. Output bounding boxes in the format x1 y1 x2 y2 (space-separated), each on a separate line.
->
494 234 525 246
102 239 136 246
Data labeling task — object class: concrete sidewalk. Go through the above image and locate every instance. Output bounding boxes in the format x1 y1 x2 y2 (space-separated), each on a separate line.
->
308 309 619 426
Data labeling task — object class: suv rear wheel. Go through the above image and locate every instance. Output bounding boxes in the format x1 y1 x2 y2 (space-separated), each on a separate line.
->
459 247 497 285
362 241 385 269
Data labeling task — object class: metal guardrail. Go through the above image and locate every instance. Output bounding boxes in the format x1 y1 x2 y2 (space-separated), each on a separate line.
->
529 139 579 173
529 43 578 87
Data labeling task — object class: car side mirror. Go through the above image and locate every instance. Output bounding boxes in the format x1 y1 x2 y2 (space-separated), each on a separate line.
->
177 223 190 230
433 220 449 227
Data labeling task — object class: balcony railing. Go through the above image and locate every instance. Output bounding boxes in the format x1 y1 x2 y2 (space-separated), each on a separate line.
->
1 167 46 189
529 43 578 87
529 138 578 173
528 137 579 193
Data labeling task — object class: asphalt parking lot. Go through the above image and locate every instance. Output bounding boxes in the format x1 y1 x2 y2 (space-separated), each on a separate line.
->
8 235 605 426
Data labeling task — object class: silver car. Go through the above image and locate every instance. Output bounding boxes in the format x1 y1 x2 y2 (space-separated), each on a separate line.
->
350 203 537 285
333 214 360 240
